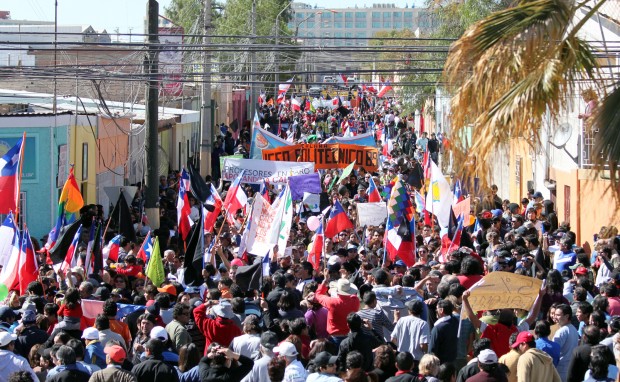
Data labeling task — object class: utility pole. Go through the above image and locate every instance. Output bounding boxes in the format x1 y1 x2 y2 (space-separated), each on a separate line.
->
144 0 160 229
199 0 213 178
250 0 256 120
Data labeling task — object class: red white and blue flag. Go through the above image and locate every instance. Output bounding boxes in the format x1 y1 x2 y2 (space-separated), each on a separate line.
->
0 227 21 290
204 184 222 233
103 234 122 263
385 177 416 267
18 227 38 295
223 170 247 224
0 137 24 214
453 179 464 205
177 169 192 241
137 231 153 263
60 224 82 272
277 78 293 104
0 212 17 269
368 177 381 203
377 81 392 98
258 91 266 106
260 179 270 202
291 97 302 111
324 200 354 238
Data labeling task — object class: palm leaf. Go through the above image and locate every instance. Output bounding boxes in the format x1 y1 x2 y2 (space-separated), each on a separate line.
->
443 0 602 186
593 84 620 192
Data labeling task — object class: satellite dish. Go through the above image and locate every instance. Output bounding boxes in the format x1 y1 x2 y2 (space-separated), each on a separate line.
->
552 122 572 148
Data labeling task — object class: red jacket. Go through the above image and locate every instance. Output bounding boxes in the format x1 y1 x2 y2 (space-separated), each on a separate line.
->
193 303 242 354
115 264 143 277
314 283 360 336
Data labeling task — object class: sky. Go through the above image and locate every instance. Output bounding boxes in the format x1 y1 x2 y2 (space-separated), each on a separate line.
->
8 0 423 36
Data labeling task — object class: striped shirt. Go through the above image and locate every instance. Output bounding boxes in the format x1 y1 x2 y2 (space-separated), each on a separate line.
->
357 307 394 341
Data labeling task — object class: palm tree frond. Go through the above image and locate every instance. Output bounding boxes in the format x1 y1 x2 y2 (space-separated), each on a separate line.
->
593 84 620 193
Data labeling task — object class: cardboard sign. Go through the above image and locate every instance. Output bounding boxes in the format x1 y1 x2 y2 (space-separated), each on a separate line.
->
262 143 379 172
357 202 388 227
468 272 543 312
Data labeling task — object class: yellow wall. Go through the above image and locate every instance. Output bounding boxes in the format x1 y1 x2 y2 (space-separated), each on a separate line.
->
69 124 97 205
508 139 533 203
551 167 620 246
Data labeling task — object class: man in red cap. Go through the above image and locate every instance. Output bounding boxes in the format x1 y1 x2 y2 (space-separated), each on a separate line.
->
513 331 561 382
87 343 136 382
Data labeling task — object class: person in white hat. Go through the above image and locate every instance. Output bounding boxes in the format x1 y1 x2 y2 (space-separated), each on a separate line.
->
81 327 106 370
0 331 38 382
273 341 307 382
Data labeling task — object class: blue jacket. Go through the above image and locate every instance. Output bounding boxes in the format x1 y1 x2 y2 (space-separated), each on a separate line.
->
85 341 107 369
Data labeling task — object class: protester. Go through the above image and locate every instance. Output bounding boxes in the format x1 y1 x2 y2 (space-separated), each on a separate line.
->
1 98 617 382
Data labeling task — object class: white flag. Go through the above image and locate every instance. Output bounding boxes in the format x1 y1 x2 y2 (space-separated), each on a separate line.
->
425 160 453 228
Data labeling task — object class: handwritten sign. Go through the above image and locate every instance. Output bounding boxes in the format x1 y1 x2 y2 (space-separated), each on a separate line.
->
221 158 314 185
468 272 542 312
262 143 379 172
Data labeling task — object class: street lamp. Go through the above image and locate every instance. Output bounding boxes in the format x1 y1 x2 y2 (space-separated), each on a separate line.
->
275 2 292 93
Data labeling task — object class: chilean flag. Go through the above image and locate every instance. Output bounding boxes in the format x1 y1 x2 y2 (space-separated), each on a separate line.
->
223 170 247 224
422 150 431 179
368 177 381 202
18 227 38 295
0 228 21 290
0 137 24 214
277 78 293 104
103 234 122 262
324 200 354 238
377 81 392 98
137 231 153 263
308 222 324 271
291 97 302 111
60 224 82 272
441 214 464 260
177 169 192 241
453 179 464 205
260 180 270 203
204 184 222 233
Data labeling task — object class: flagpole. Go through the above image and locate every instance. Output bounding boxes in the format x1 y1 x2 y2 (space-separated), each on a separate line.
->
15 132 26 223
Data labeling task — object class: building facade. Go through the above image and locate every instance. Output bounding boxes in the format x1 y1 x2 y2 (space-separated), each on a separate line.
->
290 2 436 46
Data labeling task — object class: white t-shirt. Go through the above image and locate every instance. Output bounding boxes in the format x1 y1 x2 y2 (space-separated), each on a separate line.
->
283 359 308 382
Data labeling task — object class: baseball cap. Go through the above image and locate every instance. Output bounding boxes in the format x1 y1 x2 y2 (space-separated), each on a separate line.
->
81 327 100 340
0 307 16 321
478 349 498 364
0 332 17 347
274 341 298 357
607 316 620 332
150 326 168 341
260 331 279 350
314 351 338 367
21 310 36 324
104 345 126 363
511 331 535 349
394 260 407 268
533 191 543 198
157 284 177 296
574 266 588 276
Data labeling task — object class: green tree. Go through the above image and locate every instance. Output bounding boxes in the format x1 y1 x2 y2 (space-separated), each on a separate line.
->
442 0 616 189
165 0 295 95
371 0 513 111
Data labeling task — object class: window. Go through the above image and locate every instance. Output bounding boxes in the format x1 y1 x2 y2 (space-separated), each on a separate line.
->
383 21 391 28
404 22 413 28
404 12 413 20
345 12 354 19
356 12 366 19
296 13 305 19
345 21 353 28
355 21 366 28
334 13 343 19
334 21 343 28
383 11 391 18
82 143 88 181
394 21 402 29
372 22 381 28
322 13 332 20
393 11 402 18
306 21 315 28
372 12 381 19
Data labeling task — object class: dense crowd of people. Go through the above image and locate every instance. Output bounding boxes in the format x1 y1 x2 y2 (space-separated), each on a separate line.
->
0 98 619 382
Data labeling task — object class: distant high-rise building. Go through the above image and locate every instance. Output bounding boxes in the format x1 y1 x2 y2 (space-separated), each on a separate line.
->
289 2 437 46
